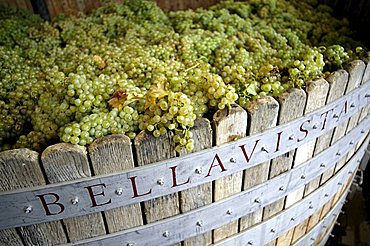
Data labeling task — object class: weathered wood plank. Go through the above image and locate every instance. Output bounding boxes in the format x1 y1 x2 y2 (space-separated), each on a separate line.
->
88 135 143 233
239 96 279 231
134 130 180 245
0 149 67 245
335 60 366 172
315 70 348 184
281 79 329 246
264 89 305 246
306 209 322 232
263 88 306 222
275 230 294 246
356 53 370 150
300 79 331 201
178 119 213 246
44 0 57 20
212 104 247 242
291 217 310 244
41 143 106 242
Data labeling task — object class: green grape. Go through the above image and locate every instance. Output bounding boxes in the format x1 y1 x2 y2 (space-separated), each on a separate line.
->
0 0 365 152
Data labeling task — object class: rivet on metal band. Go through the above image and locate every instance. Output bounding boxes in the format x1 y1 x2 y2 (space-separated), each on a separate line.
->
157 178 164 186
71 197 79 205
195 168 202 174
196 221 203 227
261 146 269 153
24 206 32 214
115 188 123 195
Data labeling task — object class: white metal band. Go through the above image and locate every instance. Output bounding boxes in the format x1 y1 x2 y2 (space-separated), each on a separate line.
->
64 121 369 246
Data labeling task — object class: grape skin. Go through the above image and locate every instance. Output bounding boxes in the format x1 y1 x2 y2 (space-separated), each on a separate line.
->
0 0 366 152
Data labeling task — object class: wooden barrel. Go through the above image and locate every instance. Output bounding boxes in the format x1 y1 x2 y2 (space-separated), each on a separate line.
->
0 1 370 245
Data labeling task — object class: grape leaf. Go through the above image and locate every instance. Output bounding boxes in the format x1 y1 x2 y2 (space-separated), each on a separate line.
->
144 82 168 109
246 83 257 96
93 55 107 69
108 89 143 110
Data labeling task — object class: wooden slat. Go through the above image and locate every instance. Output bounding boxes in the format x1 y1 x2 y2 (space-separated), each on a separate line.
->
15 0 27 10
134 130 180 246
357 53 370 148
306 209 322 233
316 70 349 183
212 104 247 243
291 217 310 243
178 119 213 246
262 88 306 246
41 144 106 242
299 79 331 202
0 149 67 245
239 96 279 231
335 60 366 171
88 135 143 233
44 0 57 20
277 78 329 245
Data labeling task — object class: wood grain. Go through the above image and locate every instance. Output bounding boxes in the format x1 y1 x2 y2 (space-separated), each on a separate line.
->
264 88 306 218
263 88 306 246
212 104 247 242
357 53 370 149
134 130 180 246
335 60 366 171
0 149 67 245
178 119 213 246
88 134 143 233
240 97 279 231
315 70 348 184
41 143 106 242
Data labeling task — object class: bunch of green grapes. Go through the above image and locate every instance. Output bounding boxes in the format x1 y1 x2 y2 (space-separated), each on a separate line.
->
0 0 367 152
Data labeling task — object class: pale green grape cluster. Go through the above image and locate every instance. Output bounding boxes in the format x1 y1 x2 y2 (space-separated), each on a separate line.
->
0 0 367 152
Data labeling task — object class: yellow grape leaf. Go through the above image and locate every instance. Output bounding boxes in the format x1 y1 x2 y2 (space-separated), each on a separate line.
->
144 82 169 109
108 89 143 110
148 82 168 99
93 55 107 69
